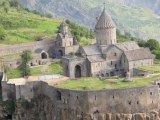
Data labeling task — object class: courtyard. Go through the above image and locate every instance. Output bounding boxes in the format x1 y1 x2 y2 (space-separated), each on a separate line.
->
56 65 160 90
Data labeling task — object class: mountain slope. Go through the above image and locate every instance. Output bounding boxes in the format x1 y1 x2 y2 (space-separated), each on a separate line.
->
0 1 61 45
19 0 160 40
111 0 160 15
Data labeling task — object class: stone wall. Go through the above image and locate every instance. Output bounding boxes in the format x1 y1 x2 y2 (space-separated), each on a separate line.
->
63 57 88 78
129 59 153 70
1 80 160 120
1 81 16 101
0 40 55 56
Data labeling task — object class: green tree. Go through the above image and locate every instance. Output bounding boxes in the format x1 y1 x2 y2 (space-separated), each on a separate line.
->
137 40 147 47
9 0 19 8
19 50 32 77
146 39 160 51
152 50 160 59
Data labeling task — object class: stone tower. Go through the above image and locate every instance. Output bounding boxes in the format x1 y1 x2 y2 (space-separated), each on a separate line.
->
95 7 117 46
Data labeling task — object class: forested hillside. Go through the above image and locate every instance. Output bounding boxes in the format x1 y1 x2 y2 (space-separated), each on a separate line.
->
19 0 160 40
0 0 95 45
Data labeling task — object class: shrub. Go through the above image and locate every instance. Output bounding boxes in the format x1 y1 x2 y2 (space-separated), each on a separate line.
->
3 100 15 114
152 50 160 59
35 34 45 41
65 19 95 41
146 39 160 51
0 27 6 40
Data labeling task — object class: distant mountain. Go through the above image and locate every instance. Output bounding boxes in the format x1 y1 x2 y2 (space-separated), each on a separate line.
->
112 0 160 15
19 0 160 40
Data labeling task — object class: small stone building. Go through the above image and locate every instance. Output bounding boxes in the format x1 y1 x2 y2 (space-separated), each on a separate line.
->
53 22 79 58
62 8 154 79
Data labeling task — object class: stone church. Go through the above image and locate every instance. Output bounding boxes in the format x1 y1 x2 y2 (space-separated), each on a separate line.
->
53 22 79 58
55 8 154 79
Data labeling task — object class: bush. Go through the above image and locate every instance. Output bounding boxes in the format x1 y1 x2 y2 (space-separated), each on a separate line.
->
146 39 160 51
35 34 44 41
152 50 160 59
65 19 95 41
46 13 52 18
9 0 19 8
0 27 6 40
3 100 15 114
137 40 147 47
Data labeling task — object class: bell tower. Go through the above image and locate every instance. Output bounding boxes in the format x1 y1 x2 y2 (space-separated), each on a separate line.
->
60 22 69 35
95 5 117 46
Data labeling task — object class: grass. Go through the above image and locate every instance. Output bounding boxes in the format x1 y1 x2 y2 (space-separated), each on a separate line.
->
137 65 160 73
0 7 61 45
7 69 22 79
0 52 37 60
56 65 160 90
56 74 160 90
7 62 63 79
0 53 21 59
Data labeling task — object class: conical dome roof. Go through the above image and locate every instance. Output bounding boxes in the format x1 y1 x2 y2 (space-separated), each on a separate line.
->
95 8 116 29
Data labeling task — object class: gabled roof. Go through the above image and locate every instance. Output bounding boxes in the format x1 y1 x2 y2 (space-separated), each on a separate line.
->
124 48 154 61
82 45 101 56
95 8 116 29
87 55 105 63
115 41 140 51
35 48 44 54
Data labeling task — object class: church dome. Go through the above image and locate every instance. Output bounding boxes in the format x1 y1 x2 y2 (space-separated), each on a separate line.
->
95 8 116 29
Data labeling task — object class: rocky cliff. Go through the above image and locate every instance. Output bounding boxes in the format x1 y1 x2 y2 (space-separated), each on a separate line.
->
10 95 160 120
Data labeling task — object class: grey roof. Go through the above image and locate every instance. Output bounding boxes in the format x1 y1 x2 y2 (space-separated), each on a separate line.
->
95 8 116 29
82 45 101 56
35 48 44 54
87 55 105 62
124 48 153 61
58 33 65 39
115 41 140 51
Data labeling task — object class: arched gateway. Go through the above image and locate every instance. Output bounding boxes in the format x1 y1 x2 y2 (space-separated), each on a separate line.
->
58 50 63 58
41 52 48 59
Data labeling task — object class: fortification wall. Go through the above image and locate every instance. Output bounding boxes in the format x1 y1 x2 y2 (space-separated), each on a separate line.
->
8 81 160 113
1 81 16 101
55 86 159 114
1 80 160 120
0 40 55 56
